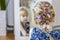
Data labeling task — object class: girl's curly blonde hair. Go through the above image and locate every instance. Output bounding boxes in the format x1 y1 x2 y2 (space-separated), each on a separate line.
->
32 2 55 25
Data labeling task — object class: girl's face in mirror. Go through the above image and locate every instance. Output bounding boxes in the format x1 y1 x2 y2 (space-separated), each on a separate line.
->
20 10 28 22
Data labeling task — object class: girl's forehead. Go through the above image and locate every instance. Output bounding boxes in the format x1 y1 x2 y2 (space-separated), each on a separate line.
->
20 10 25 14
20 10 28 15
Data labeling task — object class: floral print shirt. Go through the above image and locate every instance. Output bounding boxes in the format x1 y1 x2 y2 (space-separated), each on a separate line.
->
30 27 60 40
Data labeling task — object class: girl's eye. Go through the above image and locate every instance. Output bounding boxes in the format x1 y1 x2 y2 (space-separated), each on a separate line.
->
23 15 25 17
23 16 24 17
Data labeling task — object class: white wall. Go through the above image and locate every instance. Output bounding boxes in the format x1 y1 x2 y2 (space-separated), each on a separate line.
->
52 0 60 26
0 11 6 36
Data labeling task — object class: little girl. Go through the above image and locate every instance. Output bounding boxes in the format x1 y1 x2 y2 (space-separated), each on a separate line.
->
30 1 60 40
20 7 30 36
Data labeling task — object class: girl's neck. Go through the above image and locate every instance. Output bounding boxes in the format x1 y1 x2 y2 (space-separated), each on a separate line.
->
21 22 26 25
35 23 53 32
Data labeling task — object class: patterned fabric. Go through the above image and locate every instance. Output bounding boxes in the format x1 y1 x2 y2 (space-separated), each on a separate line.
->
20 22 30 36
21 22 30 33
50 30 60 40
30 27 60 40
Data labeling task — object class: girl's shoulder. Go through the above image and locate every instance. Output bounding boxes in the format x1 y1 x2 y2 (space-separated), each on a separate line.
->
30 27 50 40
30 27 43 34
50 30 60 40
31 27 42 31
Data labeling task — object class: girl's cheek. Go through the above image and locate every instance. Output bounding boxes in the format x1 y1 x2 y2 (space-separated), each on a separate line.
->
24 17 27 19
21 16 28 22
20 16 24 22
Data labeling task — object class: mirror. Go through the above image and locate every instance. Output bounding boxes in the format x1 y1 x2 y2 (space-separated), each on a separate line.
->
19 0 32 37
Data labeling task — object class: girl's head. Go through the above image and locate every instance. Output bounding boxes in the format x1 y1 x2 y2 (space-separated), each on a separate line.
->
20 7 29 23
32 1 55 31
33 2 55 25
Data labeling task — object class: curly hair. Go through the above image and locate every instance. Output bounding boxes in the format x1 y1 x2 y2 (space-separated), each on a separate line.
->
33 2 55 25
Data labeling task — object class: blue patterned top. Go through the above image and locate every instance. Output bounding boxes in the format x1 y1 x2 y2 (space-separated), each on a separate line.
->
30 27 60 40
